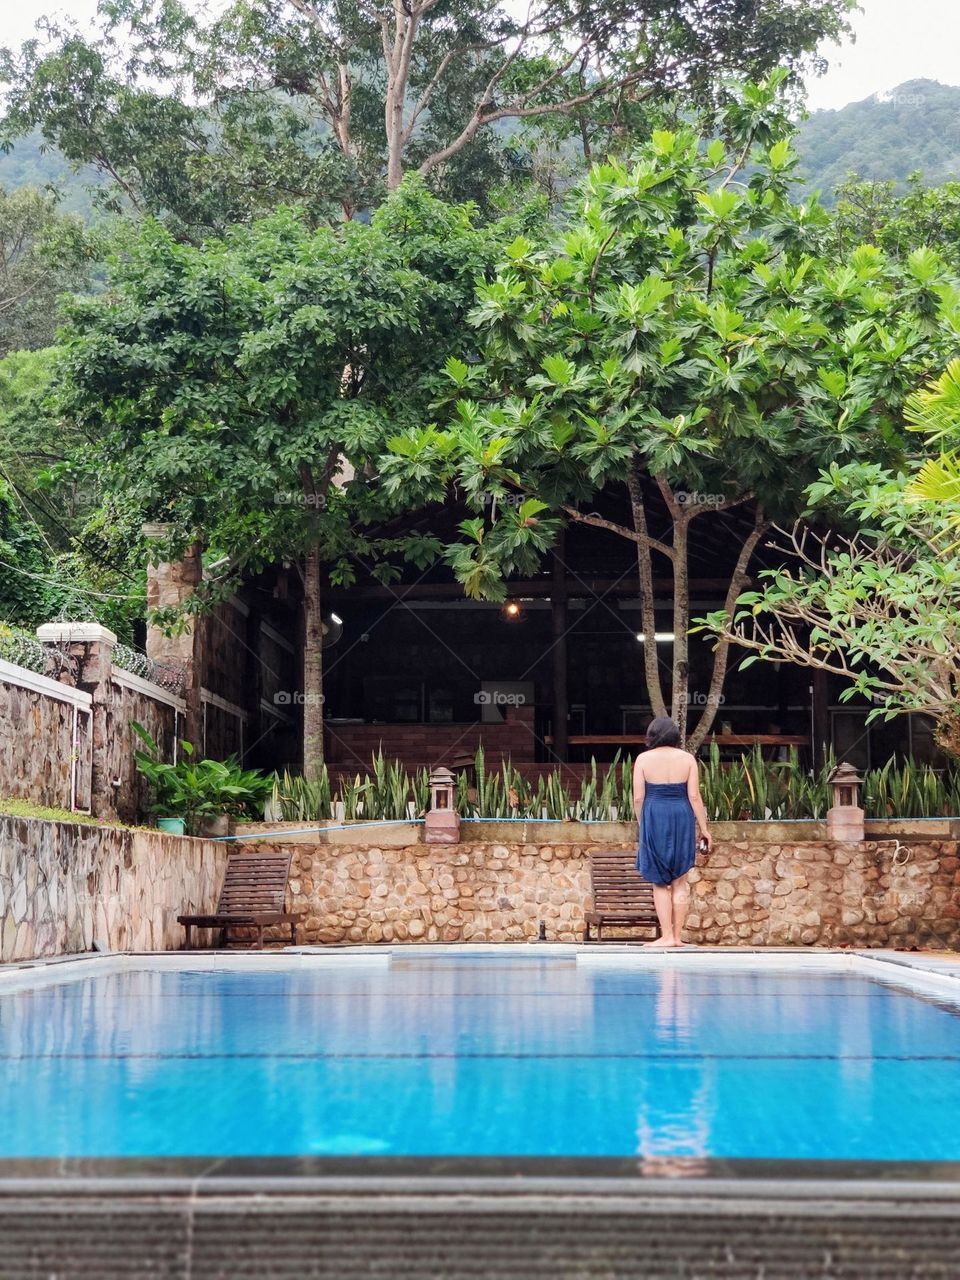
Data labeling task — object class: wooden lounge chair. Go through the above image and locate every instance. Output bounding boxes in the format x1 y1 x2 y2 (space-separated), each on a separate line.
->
178 852 303 949
583 850 659 941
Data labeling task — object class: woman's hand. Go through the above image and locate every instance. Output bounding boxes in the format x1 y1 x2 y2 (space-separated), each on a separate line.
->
699 831 713 855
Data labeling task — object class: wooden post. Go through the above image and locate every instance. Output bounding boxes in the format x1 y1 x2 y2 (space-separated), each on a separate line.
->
550 537 569 762
811 668 830 769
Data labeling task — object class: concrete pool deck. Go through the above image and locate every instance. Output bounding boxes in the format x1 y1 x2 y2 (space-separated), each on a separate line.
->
1 945 959 1278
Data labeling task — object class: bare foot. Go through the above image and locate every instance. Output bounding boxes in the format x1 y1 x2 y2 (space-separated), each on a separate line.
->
642 936 676 948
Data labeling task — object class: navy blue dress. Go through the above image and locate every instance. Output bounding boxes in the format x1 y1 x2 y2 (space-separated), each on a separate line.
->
637 781 697 886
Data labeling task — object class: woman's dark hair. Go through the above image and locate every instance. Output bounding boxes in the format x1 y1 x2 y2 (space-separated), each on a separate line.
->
646 716 681 749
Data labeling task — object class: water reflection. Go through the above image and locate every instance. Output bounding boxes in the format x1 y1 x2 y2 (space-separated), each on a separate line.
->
633 968 714 1161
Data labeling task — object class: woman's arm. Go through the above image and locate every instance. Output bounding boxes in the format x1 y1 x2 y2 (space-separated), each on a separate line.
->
687 757 712 850
632 756 645 823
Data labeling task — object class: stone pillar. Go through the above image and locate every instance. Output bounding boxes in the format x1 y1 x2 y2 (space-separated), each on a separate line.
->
37 622 117 818
143 522 202 747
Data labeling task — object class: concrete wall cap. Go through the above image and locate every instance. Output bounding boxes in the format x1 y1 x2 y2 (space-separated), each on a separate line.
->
36 622 118 646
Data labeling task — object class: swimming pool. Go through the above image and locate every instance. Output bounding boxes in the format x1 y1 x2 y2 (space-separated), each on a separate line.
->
2 951 959 1162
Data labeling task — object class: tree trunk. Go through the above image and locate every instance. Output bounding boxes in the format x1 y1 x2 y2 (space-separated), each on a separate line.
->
384 2 418 190
686 506 768 752
934 707 960 763
670 509 691 742
811 668 830 768
627 466 667 720
302 544 325 783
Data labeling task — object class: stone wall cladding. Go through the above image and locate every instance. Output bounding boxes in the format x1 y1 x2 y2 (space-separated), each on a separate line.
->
278 839 960 950
1 648 182 821
0 679 78 810
104 680 179 823
0 816 228 961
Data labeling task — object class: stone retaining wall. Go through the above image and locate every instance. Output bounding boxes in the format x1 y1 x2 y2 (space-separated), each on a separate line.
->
277 837 960 950
3 817 958 962
0 816 228 962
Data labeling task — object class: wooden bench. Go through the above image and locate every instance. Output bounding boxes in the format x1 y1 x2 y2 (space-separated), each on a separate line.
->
583 850 659 942
178 852 303 949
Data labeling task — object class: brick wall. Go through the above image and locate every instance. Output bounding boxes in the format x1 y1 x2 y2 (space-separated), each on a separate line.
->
325 705 537 769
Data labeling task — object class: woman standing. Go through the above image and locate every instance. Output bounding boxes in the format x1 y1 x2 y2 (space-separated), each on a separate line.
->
633 717 712 948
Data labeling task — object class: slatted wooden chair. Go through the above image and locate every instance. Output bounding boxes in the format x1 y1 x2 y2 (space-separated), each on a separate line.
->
583 849 659 941
178 852 303 949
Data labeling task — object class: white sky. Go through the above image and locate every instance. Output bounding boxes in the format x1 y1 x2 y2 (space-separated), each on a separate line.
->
2 0 959 114
806 0 960 110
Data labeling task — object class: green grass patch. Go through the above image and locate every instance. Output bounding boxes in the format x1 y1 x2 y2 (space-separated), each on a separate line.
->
0 798 143 829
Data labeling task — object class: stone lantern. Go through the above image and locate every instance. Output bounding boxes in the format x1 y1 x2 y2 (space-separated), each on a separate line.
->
826 761 864 842
425 765 460 844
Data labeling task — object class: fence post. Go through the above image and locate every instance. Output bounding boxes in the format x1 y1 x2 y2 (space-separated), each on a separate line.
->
36 622 117 818
143 522 203 748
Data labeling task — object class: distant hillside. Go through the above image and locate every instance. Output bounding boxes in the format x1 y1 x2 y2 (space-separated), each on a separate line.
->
796 79 960 197
0 130 99 217
5 78 960 218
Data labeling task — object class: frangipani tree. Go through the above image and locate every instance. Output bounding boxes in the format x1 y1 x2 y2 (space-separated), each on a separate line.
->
383 85 960 747
705 459 960 759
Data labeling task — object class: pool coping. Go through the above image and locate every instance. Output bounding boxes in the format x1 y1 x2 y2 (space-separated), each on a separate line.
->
2 945 960 1196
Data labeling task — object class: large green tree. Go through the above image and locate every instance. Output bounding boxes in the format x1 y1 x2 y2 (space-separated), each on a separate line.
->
0 185 94 354
1 0 854 228
0 346 144 637
58 181 502 776
382 86 960 749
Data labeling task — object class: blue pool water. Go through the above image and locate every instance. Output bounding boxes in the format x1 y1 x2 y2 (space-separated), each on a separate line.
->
1 958 959 1160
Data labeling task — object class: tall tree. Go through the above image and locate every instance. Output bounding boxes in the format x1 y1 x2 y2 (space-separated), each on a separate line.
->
1 0 854 227
382 85 959 748
0 186 93 355
57 181 501 777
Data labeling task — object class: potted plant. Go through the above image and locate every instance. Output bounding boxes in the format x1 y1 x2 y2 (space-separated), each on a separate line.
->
132 722 191 834
132 723 273 836
188 756 274 836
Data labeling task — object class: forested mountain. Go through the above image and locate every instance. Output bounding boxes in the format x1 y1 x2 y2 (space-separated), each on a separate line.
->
796 79 960 196
0 130 99 216
3 79 960 217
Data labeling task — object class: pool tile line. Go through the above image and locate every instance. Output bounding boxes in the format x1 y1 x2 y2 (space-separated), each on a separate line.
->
3 1154 960 1195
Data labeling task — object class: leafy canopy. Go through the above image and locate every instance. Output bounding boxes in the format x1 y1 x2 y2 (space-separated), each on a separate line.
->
57 180 507 594
1 0 855 228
